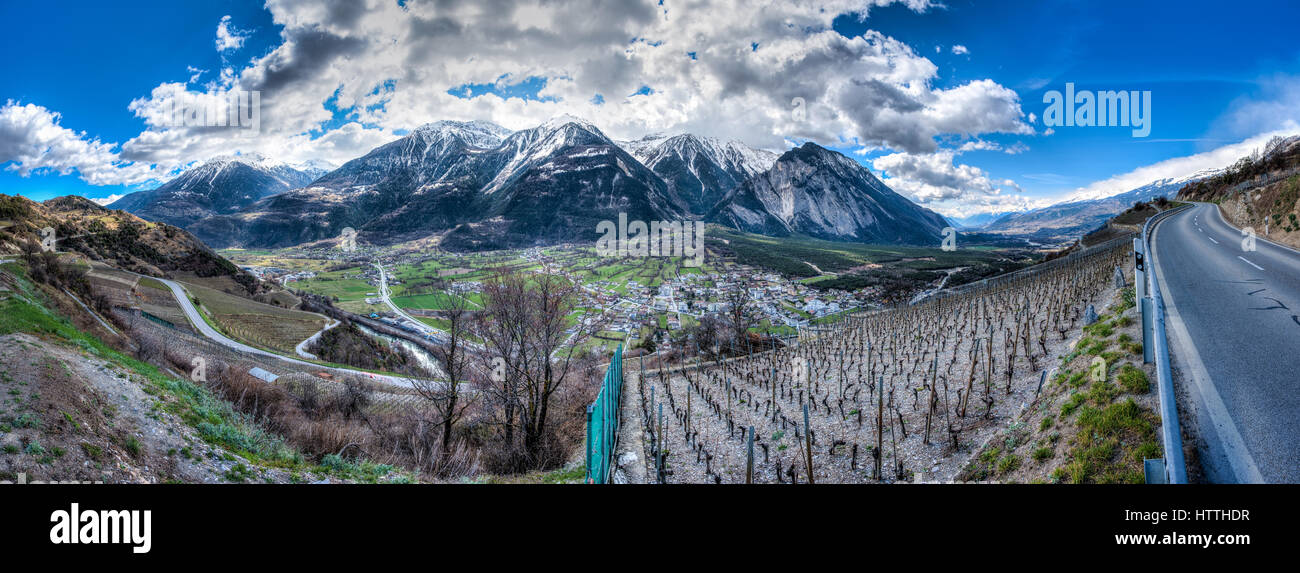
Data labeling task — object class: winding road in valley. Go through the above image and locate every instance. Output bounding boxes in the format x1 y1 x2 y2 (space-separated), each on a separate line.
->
146 275 427 388
1149 202 1300 483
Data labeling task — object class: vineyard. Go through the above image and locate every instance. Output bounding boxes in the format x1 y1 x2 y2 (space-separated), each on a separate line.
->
630 238 1133 483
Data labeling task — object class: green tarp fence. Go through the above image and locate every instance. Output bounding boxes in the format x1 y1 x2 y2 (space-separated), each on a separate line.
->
585 345 623 484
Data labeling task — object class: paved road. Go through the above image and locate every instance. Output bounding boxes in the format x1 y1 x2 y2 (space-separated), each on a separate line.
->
375 263 445 340
1150 202 1300 483
149 276 423 388
295 318 340 359
373 262 491 352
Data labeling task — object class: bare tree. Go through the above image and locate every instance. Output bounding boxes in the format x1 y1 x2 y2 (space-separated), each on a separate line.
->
724 281 755 347
412 292 478 462
477 270 603 469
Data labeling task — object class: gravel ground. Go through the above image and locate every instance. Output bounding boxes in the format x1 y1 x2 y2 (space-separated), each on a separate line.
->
629 245 1128 484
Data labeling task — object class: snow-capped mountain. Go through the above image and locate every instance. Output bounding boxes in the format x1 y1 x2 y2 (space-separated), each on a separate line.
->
109 153 332 229
442 117 686 250
624 133 777 216
983 167 1220 238
707 142 948 244
134 116 948 251
947 211 1021 230
410 120 513 149
192 116 685 249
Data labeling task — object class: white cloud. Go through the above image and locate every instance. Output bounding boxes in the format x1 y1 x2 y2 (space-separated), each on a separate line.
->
215 15 249 52
7 0 1035 192
875 150 1019 200
91 193 126 206
1209 74 1300 141
951 45 968 55
1062 124 1300 202
0 101 158 186
140 0 1027 155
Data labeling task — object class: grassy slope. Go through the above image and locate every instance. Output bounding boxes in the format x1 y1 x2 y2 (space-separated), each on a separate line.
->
0 263 406 483
959 287 1162 484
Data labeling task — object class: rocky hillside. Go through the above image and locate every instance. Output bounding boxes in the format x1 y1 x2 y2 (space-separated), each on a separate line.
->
623 133 777 217
707 142 949 244
1179 135 1300 250
0 194 261 293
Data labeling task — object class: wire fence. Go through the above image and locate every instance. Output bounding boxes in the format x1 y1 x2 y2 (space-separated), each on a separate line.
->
585 344 624 484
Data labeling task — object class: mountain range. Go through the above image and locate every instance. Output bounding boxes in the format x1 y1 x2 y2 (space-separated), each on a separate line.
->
707 142 949 243
108 117 948 251
977 168 1220 240
108 153 330 230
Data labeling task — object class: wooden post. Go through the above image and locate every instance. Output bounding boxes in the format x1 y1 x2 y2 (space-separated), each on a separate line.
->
726 378 732 417
803 402 814 484
746 426 755 484
876 375 884 480
686 389 692 434
657 402 664 484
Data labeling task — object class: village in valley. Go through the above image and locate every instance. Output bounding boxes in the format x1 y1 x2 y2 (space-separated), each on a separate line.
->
225 241 872 357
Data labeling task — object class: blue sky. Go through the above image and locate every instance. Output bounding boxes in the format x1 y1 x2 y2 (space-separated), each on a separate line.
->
3 0 1299 217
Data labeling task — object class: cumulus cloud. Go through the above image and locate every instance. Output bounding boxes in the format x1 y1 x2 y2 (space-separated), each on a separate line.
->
0 101 158 186
215 15 249 52
139 0 1028 154
7 0 1035 190
951 45 968 55
873 148 1026 209
91 193 126 206
954 139 1027 154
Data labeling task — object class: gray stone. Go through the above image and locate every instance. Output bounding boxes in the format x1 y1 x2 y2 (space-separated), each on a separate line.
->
1113 266 1126 288
1084 304 1099 325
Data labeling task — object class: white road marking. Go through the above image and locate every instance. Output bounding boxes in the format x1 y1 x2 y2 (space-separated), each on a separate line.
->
1237 256 1263 271
1207 236 1218 244
1152 215 1266 483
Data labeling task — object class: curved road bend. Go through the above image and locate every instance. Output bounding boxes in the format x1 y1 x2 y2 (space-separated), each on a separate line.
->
1150 202 1300 482
149 275 426 389
375 262 491 351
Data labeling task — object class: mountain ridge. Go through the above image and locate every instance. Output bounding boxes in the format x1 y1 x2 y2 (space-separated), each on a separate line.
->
105 117 947 251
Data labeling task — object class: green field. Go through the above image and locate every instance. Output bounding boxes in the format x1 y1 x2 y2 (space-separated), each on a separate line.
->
180 280 328 354
707 226 1038 294
391 292 482 310
292 269 373 302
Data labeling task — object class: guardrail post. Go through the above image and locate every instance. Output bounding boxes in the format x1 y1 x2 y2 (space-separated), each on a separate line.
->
1133 238 1146 301
1141 297 1154 365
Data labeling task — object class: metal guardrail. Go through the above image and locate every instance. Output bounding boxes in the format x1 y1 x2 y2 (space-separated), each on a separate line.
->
1140 205 1189 484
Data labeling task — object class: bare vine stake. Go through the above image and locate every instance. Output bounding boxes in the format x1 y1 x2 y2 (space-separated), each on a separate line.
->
803 402 814 484
657 402 664 484
746 425 755 484
875 375 884 480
